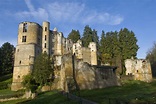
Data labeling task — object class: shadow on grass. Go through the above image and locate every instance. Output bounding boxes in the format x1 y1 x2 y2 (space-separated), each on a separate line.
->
18 91 77 104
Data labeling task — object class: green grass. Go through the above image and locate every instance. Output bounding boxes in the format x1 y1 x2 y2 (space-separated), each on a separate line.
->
78 80 156 104
0 74 12 82
0 91 78 104
0 74 13 90
0 98 27 104
0 89 19 95
23 91 77 104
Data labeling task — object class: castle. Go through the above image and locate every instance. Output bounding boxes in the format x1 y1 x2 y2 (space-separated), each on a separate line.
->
11 21 98 91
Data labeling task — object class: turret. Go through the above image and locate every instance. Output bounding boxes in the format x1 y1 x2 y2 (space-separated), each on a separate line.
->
42 21 50 54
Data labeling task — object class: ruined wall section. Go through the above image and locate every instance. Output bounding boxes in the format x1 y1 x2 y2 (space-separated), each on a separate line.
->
82 47 91 64
73 40 97 65
73 40 83 59
125 59 152 82
88 42 97 65
12 22 42 91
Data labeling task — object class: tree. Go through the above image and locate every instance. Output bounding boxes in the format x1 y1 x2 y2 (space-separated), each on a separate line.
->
81 25 99 48
100 31 110 64
99 28 139 75
22 74 38 92
92 29 99 49
146 42 156 76
0 42 15 74
81 25 93 47
118 28 139 74
100 31 119 65
33 53 53 86
119 28 139 60
67 29 80 43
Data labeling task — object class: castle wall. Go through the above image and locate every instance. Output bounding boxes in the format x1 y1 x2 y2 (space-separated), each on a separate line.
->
88 42 97 65
125 59 152 82
73 40 83 59
12 21 99 91
11 22 42 91
65 39 73 54
82 47 91 64
56 32 63 55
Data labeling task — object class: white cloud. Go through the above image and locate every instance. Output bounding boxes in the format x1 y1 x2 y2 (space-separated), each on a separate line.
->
15 1 123 25
15 0 48 21
47 2 85 23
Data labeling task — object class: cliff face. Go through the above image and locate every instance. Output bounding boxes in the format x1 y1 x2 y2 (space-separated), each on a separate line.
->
55 54 119 91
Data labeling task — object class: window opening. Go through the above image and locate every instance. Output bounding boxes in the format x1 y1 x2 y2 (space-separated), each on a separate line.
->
44 43 46 48
45 27 47 31
45 35 46 41
22 36 27 42
23 23 28 32
19 61 21 64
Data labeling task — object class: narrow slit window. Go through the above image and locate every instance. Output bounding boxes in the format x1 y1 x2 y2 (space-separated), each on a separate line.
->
44 43 46 48
45 27 47 31
45 35 46 41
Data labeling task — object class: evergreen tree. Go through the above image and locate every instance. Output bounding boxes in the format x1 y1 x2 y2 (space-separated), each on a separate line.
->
100 31 119 65
118 28 139 74
81 25 93 47
100 31 110 64
67 29 80 43
0 42 15 74
119 28 139 60
81 25 99 48
33 53 53 86
92 29 99 49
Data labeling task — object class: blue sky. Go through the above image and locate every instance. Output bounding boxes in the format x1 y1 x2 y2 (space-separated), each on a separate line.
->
0 0 156 58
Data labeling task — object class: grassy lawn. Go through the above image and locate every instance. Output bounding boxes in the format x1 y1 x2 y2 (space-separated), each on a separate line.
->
1 91 78 104
78 80 156 104
0 89 25 95
1 73 156 104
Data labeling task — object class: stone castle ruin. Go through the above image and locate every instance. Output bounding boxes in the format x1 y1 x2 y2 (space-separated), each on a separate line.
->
125 58 152 82
11 21 119 91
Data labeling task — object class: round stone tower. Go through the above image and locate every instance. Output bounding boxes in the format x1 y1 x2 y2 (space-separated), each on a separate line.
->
42 21 50 54
11 22 42 91
88 42 97 65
